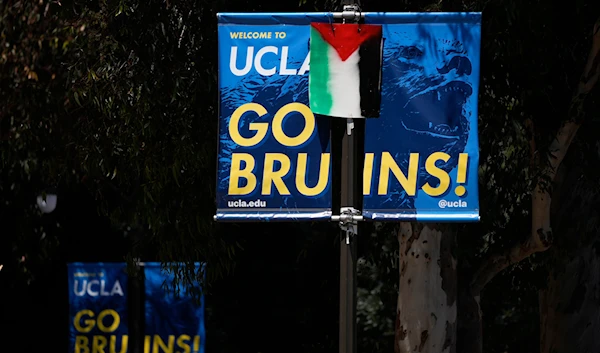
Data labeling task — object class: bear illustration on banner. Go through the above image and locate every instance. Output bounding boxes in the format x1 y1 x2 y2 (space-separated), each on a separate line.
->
362 23 480 220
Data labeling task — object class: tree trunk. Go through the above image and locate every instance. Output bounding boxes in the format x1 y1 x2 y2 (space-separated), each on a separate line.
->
539 164 600 353
395 223 457 353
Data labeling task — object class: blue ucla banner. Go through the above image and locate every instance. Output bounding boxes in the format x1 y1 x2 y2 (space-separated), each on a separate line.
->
68 262 129 353
68 262 205 353
144 263 206 353
216 12 481 222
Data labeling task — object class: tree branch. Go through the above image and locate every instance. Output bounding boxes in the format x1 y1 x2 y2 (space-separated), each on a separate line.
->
470 17 600 295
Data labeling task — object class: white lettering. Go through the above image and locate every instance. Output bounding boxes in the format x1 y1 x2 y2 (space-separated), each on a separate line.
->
230 46 253 76
279 47 297 75
298 53 310 76
110 280 124 296
229 46 310 77
74 279 124 297
254 46 278 76
88 279 99 296
437 200 468 208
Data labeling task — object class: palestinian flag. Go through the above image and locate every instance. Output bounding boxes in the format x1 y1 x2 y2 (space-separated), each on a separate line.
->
309 22 383 118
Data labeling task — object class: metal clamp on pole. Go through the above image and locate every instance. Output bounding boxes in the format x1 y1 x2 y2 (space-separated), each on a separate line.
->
337 207 361 244
331 11 364 20
335 4 361 21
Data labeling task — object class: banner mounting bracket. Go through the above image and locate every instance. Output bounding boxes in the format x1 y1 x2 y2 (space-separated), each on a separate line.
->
335 4 362 21
332 207 362 244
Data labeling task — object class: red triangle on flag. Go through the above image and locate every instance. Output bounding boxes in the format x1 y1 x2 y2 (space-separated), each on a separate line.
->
311 23 382 61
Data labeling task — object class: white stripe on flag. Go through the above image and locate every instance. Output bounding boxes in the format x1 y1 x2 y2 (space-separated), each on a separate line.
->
327 46 362 118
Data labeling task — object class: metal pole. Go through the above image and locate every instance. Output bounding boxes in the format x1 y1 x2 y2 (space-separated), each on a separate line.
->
336 4 362 353
339 119 359 353
128 231 145 353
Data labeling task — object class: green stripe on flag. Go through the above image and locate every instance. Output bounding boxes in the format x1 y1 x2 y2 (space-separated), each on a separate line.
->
309 27 332 115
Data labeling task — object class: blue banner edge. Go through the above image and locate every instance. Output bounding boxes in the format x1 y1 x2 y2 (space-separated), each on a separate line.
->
216 12 482 25
215 209 332 221
364 211 480 222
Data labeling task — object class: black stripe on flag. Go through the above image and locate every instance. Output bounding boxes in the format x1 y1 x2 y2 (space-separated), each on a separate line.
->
358 35 383 118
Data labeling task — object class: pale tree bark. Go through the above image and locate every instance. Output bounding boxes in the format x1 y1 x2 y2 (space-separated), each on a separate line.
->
539 164 600 353
395 223 457 353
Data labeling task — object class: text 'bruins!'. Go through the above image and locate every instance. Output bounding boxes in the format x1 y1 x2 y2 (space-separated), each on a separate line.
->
226 102 470 198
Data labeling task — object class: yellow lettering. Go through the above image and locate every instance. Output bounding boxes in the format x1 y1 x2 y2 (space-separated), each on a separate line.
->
153 335 174 353
193 336 200 352
97 310 120 333
229 153 257 195
262 153 291 195
74 310 120 333
75 336 90 353
229 103 269 147
144 335 151 353
229 32 272 39
227 102 316 148
378 152 419 196
454 153 469 196
110 335 127 353
176 334 191 353
92 336 108 353
74 310 95 333
296 153 329 196
457 153 468 182
422 152 451 196
363 153 374 195
271 103 315 147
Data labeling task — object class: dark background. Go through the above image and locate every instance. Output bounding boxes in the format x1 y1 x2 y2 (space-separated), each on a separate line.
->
0 185 343 353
